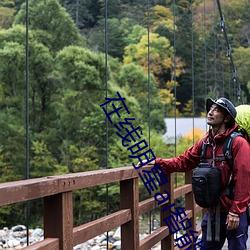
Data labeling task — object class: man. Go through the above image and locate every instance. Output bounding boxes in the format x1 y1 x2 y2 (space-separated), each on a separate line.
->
137 97 250 250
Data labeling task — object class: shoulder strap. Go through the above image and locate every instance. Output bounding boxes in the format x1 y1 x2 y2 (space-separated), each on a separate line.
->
200 142 208 162
223 132 242 169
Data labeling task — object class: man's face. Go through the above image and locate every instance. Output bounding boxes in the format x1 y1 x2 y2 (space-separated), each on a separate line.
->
207 104 226 127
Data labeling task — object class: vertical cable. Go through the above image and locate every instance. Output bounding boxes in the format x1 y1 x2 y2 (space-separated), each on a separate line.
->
104 0 109 247
222 61 225 96
147 0 152 234
228 64 231 100
191 0 195 145
147 1 151 177
173 0 176 156
220 38 225 96
25 0 30 245
172 0 177 192
216 0 241 103
213 0 217 94
204 0 207 97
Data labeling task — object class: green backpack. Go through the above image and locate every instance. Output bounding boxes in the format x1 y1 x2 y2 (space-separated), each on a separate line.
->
235 105 250 142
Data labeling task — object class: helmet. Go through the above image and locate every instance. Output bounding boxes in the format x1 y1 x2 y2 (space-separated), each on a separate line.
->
206 97 237 119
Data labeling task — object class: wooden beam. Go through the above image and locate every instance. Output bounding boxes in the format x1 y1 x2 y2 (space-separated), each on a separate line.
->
140 226 169 250
0 165 152 206
139 193 169 216
120 178 139 250
44 192 73 250
174 184 192 199
160 173 175 250
22 238 59 250
0 177 59 206
73 209 131 245
57 166 142 192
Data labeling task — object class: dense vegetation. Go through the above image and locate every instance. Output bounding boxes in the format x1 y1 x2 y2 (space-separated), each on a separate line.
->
0 0 249 227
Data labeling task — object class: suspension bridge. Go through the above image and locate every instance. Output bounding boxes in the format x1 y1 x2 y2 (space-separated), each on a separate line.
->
0 0 249 249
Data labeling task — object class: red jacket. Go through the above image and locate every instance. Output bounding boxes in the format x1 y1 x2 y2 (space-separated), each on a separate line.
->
155 124 250 216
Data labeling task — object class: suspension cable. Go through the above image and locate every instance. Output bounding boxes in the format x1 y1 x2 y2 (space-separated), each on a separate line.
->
213 0 217 94
203 0 207 98
191 0 195 144
216 0 242 104
173 0 177 160
104 0 109 247
25 0 30 245
147 0 152 234
147 1 151 176
219 33 225 96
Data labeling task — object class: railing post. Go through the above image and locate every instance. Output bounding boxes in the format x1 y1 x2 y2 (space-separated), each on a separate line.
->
120 177 139 250
44 192 73 250
185 171 196 246
161 173 175 250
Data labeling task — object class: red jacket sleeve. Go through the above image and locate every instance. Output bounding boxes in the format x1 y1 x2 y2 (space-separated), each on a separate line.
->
155 140 203 174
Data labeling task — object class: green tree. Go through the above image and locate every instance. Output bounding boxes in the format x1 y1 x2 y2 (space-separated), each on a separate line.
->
51 46 140 166
0 24 56 132
124 32 185 88
61 0 101 29
234 46 250 102
0 6 15 29
30 141 57 177
116 63 165 132
14 0 84 52
86 17 139 60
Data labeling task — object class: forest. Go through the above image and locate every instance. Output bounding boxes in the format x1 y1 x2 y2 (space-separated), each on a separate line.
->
0 0 249 227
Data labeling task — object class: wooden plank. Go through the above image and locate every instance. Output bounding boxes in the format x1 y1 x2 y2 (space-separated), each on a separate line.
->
138 184 191 217
185 172 196 249
139 193 169 215
174 184 192 199
0 165 151 206
57 166 139 192
161 173 175 250
120 178 140 250
0 177 59 206
140 226 169 250
44 192 73 250
139 197 158 216
73 209 131 245
22 238 59 250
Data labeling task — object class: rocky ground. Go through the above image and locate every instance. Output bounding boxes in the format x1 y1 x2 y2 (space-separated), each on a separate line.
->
0 225 161 250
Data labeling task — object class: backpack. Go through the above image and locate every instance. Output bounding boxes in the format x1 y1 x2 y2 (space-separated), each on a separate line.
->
235 105 250 142
192 131 241 208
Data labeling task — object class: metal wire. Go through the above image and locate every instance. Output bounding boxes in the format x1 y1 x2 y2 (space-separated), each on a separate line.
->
216 0 242 104
191 0 195 144
104 0 109 248
147 0 152 235
213 0 217 95
204 0 207 97
25 0 30 245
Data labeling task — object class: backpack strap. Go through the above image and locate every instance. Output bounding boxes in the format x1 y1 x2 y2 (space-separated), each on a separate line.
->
223 131 242 169
200 142 208 163
223 132 242 200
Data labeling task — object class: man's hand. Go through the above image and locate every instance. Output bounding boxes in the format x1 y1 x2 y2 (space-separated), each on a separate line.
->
226 213 240 230
136 159 155 168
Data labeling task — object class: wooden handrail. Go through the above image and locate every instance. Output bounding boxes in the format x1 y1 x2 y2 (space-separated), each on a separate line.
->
0 165 203 250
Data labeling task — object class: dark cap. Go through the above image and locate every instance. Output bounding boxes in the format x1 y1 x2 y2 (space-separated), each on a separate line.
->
206 97 237 119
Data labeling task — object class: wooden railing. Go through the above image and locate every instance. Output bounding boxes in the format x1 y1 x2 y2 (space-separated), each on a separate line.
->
0 165 204 250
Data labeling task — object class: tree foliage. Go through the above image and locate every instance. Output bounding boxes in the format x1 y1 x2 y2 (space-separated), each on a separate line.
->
14 0 84 52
